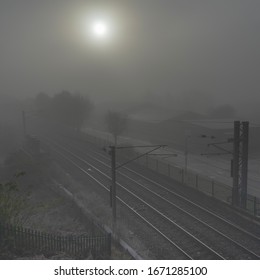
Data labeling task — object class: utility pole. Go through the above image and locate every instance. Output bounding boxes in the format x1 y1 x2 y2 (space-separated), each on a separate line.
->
200 121 249 210
232 121 249 208
111 146 117 228
241 122 249 208
109 144 166 230
184 130 191 173
232 121 240 206
184 136 188 174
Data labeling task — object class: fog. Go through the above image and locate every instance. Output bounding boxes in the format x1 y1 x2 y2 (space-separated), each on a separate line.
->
1 2 260 260
1 0 260 118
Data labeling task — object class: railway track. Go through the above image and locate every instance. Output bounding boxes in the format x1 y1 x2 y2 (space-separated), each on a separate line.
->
41 134 260 259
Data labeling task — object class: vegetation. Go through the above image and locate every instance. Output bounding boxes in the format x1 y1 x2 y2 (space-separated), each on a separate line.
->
35 91 93 131
0 123 18 158
105 111 128 146
0 223 111 260
0 172 26 224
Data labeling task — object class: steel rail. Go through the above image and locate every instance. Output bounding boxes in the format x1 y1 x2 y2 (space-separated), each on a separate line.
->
53 138 260 259
76 140 260 241
56 136 260 242
45 137 224 259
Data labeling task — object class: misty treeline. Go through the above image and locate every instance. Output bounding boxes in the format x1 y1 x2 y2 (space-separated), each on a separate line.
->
35 91 93 131
105 111 128 146
0 124 18 157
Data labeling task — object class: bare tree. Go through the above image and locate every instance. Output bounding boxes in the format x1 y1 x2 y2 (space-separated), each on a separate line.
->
105 111 128 146
35 92 51 118
35 91 93 131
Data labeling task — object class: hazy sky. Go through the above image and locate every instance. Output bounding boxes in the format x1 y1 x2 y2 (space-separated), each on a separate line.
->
0 0 260 111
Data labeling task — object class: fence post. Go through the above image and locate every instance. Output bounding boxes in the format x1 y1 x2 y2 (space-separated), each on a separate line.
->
0 223 111 258
107 233 112 256
13 224 17 250
37 230 41 250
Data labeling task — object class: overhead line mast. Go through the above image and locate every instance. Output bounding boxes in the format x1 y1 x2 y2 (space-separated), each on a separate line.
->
232 121 249 208
201 120 249 209
110 144 166 229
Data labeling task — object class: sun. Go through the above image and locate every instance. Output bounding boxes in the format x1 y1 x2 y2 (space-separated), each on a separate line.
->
80 15 114 44
92 21 108 38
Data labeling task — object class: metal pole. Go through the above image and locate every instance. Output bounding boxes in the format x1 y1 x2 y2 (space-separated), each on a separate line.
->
241 121 249 209
109 144 167 229
232 121 240 206
111 146 117 227
184 136 188 174
184 131 191 174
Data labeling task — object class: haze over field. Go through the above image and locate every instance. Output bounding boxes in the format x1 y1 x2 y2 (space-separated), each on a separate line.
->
0 0 260 118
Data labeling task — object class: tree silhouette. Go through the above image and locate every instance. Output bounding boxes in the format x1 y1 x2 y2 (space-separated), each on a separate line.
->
35 91 93 131
35 92 51 118
105 111 127 146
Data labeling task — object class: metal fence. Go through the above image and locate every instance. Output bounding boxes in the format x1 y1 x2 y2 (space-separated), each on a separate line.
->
136 152 260 217
80 131 260 217
0 223 111 258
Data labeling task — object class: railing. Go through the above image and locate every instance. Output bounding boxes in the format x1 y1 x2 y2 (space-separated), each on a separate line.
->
135 151 260 217
77 130 260 217
0 223 111 258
